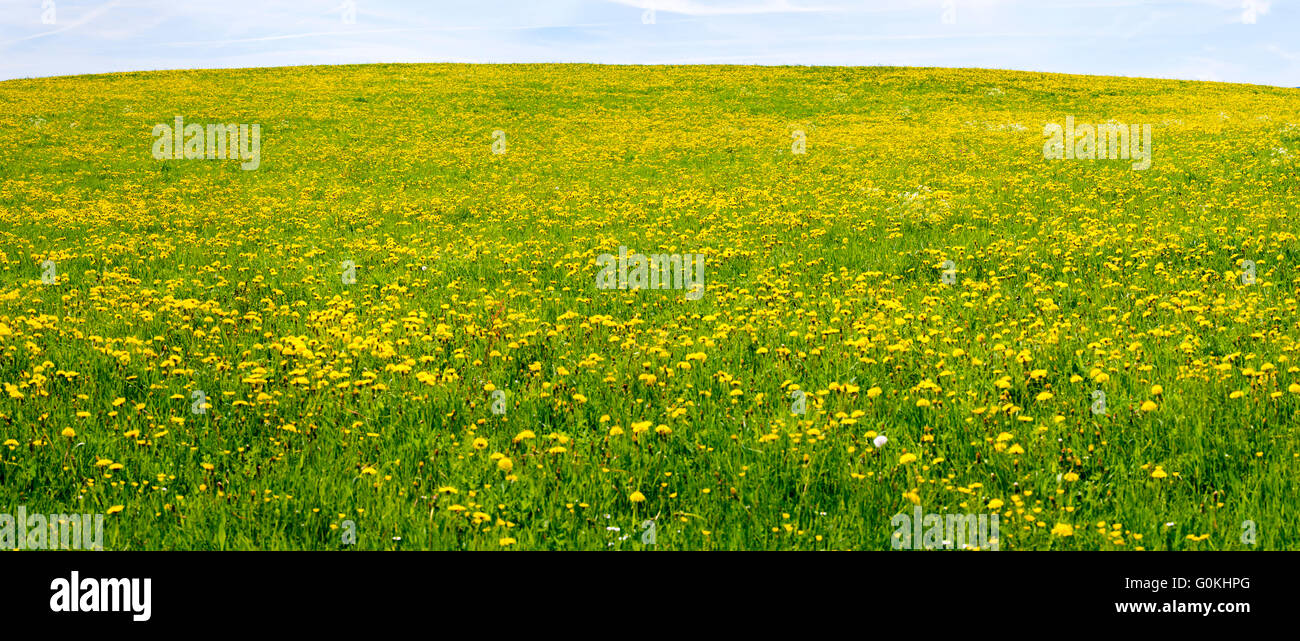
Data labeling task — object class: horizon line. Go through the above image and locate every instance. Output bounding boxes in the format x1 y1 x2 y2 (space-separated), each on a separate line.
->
3 60 1296 89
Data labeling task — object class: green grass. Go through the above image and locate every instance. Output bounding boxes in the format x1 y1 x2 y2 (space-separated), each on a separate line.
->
0 63 1298 550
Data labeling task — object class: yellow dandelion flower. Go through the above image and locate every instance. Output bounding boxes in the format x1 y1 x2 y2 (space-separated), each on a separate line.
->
1051 523 1074 537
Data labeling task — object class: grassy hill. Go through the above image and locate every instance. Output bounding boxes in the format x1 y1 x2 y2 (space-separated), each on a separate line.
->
1 63 1297 550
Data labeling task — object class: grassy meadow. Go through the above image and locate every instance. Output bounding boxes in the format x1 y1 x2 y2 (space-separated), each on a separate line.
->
1 63 1298 550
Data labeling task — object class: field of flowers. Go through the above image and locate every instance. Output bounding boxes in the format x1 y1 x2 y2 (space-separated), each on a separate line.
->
1 64 1298 550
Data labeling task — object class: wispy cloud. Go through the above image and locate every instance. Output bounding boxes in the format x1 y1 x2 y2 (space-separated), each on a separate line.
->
604 0 832 16
0 0 1294 86
3 0 122 47
1265 44 1299 63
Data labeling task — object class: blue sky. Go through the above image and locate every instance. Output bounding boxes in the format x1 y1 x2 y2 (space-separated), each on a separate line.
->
1 0 1296 86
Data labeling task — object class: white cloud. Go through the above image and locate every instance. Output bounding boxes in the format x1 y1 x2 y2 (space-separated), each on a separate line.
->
603 0 831 16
